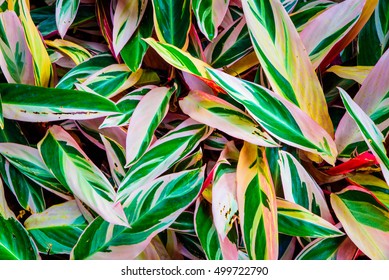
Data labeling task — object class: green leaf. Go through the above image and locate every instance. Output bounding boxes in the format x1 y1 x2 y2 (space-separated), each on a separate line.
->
56 0 81 38
101 135 127 187
24 200 87 254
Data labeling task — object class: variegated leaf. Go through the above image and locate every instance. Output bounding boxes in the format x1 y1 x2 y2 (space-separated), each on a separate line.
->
279 151 333 223
326 65 373 84
204 17 252 68
277 199 344 238
152 0 191 49
331 186 389 259
242 0 334 139
237 142 278 260
0 83 120 122
45 39 92 65
56 0 81 38
38 126 128 227
300 0 365 69
0 10 34 85
336 49 389 158
281 0 298 13
338 88 389 184
10 0 54 87
112 0 148 56
24 200 87 254
80 64 142 98
126 85 176 167
170 210 196 235
117 118 213 203
179 90 278 147
192 0 230 41
101 135 127 187
71 167 204 259
207 68 338 165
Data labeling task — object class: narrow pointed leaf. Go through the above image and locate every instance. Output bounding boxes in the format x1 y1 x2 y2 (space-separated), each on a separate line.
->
56 0 80 38
331 186 389 259
207 68 337 165
326 65 372 84
277 199 344 238
112 0 148 56
237 142 278 260
0 10 34 85
291 1 336 31
152 0 191 49
118 118 213 202
126 86 175 167
242 0 334 138
180 90 278 147
279 151 333 223
24 200 87 254
101 135 127 186
192 0 230 41
38 126 128 227
72 168 204 259
338 88 389 184
0 83 120 122
45 39 92 65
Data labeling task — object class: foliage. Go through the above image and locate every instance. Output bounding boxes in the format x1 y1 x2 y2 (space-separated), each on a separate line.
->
0 0 388 260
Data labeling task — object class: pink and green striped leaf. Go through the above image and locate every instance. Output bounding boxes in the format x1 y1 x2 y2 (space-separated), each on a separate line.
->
204 17 252 68
0 10 34 85
38 126 128 227
207 68 338 165
118 118 213 203
331 186 389 259
237 142 278 260
126 85 176 167
100 86 155 128
10 0 54 87
80 64 143 98
56 0 80 38
71 167 204 259
0 83 120 122
338 88 389 184
279 150 333 223
24 200 87 255
152 0 191 49
296 236 358 260
192 0 230 41
281 0 298 13
112 0 148 56
277 199 344 238
45 39 92 65
300 0 365 69
170 210 196 235
0 182 40 260
336 49 389 158
101 135 127 187
242 0 334 139
179 90 278 147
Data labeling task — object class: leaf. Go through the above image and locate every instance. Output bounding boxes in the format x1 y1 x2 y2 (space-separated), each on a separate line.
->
338 87 389 184
194 198 223 260
126 86 175 167
242 0 334 139
0 10 34 85
237 142 278 260
331 186 389 259
24 200 87 254
0 182 39 260
10 0 54 87
326 65 373 84
277 199 344 238
336 49 389 158
192 0 230 41
56 0 81 38
117 118 213 203
179 90 278 147
170 210 196 235
71 167 204 259
300 0 365 69
101 135 127 187
0 83 120 122
112 0 148 56
278 150 334 223
152 0 191 49
291 0 335 31
45 39 92 65
38 126 128 227
207 68 338 165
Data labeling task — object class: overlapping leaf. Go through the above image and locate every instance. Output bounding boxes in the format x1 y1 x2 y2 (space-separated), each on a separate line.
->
56 0 80 38
45 39 92 65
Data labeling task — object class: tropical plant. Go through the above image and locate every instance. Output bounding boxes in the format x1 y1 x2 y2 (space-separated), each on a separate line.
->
0 0 388 260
